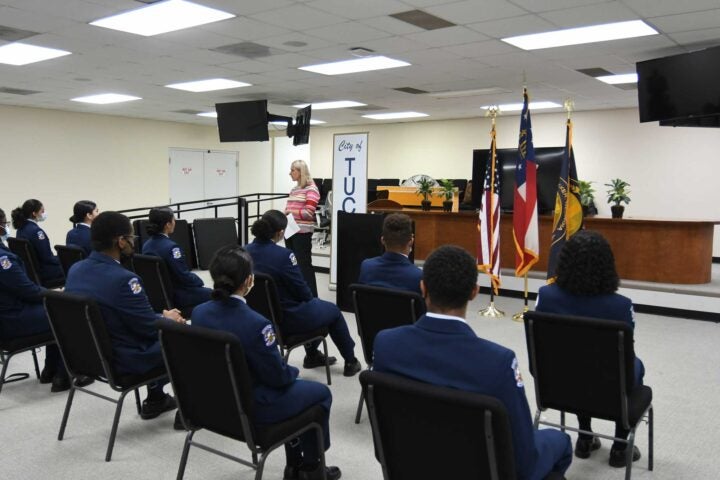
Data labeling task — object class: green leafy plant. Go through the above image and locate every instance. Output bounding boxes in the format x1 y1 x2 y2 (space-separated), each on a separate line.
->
415 177 434 201
578 180 596 207
438 179 456 201
604 178 631 206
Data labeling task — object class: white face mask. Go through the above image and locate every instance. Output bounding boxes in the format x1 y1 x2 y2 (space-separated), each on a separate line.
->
38 212 48 222
1 224 10 242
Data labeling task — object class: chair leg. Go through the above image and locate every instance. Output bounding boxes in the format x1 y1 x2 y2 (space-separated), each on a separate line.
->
316 424 327 479
354 390 364 424
254 452 267 480
134 389 142 414
252 452 258 465
625 430 636 480
31 348 41 378
58 386 77 440
648 406 654 471
0 357 9 395
321 339 331 386
176 430 195 480
105 391 129 462
560 411 566 432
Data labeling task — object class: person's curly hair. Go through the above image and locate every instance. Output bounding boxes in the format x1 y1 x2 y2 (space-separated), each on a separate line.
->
423 245 477 309
555 230 619 295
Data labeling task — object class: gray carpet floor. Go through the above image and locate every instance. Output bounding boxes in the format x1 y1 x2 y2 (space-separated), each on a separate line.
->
1 270 718 479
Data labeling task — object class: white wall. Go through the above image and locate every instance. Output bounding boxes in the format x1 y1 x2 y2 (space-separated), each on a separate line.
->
309 108 720 257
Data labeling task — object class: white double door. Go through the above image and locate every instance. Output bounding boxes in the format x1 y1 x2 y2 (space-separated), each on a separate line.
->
169 148 239 222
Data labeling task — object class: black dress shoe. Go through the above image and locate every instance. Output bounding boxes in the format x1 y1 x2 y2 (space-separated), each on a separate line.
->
39 367 56 384
299 465 341 480
283 464 301 480
343 359 362 377
51 374 95 392
609 445 641 468
303 352 337 369
575 436 601 459
140 394 177 420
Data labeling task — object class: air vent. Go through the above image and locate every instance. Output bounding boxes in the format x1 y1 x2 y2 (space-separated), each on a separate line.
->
0 87 41 95
389 10 455 30
614 83 637 91
211 42 281 59
576 68 614 77
0 25 38 42
394 87 428 94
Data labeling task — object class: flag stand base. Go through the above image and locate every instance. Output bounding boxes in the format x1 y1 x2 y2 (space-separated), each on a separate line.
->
512 305 529 322
479 302 505 317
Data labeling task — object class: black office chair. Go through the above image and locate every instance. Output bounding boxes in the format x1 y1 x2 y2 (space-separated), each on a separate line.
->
0 332 55 396
55 244 86 277
245 273 332 385
360 371 517 480
523 311 654 480
43 291 167 462
349 284 424 423
157 319 328 480
7 237 65 288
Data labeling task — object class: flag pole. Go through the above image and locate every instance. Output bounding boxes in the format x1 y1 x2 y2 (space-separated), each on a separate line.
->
511 273 529 321
479 106 505 318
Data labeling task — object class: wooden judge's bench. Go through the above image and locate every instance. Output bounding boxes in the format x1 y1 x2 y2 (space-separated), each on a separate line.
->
365 207 718 285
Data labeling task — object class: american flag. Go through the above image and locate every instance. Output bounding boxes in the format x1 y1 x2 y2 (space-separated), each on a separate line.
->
547 118 583 281
478 122 501 294
513 89 539 276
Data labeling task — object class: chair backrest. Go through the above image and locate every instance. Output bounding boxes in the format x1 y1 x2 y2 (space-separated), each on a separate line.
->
55 244 86 276
349 284 425 366
43 290 116 381
157 319 256 443
244 273 287 346
134 219 197 269
523 311 636 424
193 217 238 269
360 371 516 480
7 237 41 285
130 254 175 312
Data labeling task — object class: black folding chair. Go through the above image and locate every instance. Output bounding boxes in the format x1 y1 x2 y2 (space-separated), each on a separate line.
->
8 237 64 289
0 332 55 396
44 291 167 461
524 311 654 480
157 319 327 480
349 284 424 423
130 254 175 313
246 273 332 385
360 371 517 480
55 244 86 277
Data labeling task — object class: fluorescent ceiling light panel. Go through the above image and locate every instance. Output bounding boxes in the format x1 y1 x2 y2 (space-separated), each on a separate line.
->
197 111 217 118
481 101 562 112
166 78 251 92
596 73 638 84
90 0 235 37
502 20 657 50
0 43 71 66
429 87 511 98
362 112 428 120
293 100 366 110
71 93 141 104
271 119 326 126
299 56 410 75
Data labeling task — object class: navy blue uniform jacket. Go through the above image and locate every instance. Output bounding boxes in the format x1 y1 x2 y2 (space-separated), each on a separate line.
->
16 221 64 282
65 251 163 375
66 224 92 256
374 315 541 480
358 252 423 295
246 239 312 311
0 241 48 337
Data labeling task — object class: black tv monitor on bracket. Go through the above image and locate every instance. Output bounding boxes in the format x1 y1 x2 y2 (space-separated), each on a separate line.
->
215 100 312 144
471 146 567 214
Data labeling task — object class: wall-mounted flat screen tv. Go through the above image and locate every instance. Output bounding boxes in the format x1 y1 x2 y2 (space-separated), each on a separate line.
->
215 100 269 142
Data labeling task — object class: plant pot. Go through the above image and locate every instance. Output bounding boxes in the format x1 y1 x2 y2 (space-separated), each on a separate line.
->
421 199 432 211
611 205 624 219
442 200 453 212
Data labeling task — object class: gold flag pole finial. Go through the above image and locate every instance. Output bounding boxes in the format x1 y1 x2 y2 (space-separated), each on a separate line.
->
485 106 499 127
564 98 575 120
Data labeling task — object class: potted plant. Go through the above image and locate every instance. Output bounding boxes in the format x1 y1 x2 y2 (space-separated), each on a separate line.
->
438 179 456 212
416 177 434 211
604 178 631 219
578 180 596 217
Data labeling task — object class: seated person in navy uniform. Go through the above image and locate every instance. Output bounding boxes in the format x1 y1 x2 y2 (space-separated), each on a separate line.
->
66 200 98 256
141 207 211 311
536 230 645 468
358 213 422 295
0 208 90 392
374 245 573 480
246 210 361 377
192 245 341 480
64 211 185 420
11 199 64 284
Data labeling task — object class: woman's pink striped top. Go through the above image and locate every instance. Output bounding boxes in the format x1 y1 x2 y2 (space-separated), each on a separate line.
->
286 182 320 234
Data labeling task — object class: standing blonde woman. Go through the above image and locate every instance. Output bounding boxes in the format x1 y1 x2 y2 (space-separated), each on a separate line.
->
285 159 319 297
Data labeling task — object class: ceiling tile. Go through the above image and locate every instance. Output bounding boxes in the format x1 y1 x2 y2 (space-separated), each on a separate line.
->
426 0 528 24
303 22 390 43
306 0 409 20
404 25 490 47
249 4 347 30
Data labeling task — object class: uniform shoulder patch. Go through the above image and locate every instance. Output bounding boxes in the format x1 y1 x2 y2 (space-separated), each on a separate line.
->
37 230 46 240
171 247 182 259
128 277 143 295
261 324 276 347
289 252 298 266
0 255 12 270
511 357 524 388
